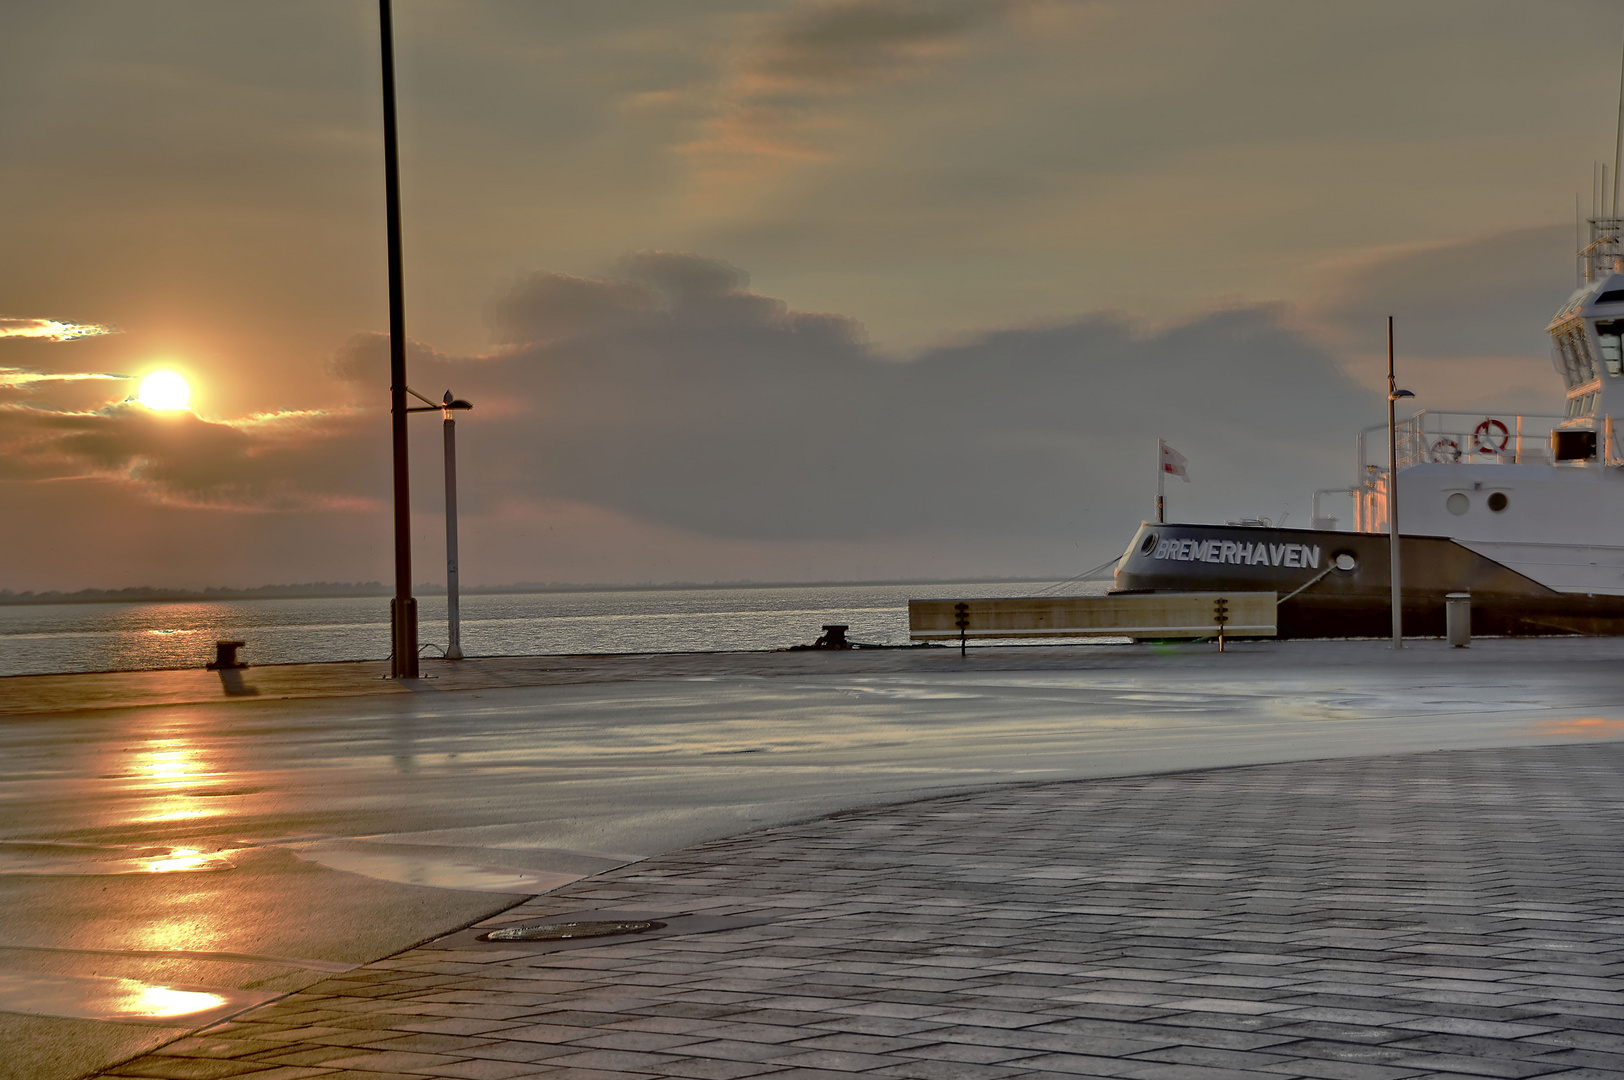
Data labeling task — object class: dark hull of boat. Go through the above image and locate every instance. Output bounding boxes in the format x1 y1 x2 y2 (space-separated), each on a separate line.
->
1114 522 1624 638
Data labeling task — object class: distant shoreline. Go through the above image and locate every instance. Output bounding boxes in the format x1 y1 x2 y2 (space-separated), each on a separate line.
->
0 576 1076 607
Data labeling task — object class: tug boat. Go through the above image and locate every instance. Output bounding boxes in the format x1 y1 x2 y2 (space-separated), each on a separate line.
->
1111 213 1624 637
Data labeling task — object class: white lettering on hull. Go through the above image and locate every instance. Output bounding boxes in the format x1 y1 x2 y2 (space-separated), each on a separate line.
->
1149 537 1320 570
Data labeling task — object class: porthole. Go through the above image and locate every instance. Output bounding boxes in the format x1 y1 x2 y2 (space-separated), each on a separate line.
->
1487 492 1508 512
1139 532 1158 555
1446 492 1469 515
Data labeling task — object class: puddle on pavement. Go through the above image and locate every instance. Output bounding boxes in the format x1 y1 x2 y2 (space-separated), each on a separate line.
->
0 842 234 876
0 971 274 1025
1524 716 1624 738
289 845 582 894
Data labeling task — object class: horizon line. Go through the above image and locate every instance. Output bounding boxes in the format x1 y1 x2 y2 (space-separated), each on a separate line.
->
0 573 1105 607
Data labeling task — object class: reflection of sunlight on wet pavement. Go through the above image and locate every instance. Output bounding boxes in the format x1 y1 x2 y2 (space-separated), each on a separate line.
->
133 907 217 956
1526 716 1624 737
130 737 219 823
135 984 224 1017
141 743 200 782
0 841 233 875
292 843 583 893
140 847 224 872
0 971 265 1024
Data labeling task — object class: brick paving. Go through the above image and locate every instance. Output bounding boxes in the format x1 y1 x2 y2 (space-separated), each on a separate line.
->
94 742 1624 1080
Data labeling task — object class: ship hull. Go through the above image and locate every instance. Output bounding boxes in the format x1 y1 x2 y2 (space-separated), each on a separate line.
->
1113 522 1624 637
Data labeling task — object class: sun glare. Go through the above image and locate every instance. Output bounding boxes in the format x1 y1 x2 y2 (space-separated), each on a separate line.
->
137 371 190 411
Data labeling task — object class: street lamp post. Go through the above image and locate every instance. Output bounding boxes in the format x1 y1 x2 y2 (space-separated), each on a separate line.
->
407 390 473 660
1386 315 1415 650
379 0 416 678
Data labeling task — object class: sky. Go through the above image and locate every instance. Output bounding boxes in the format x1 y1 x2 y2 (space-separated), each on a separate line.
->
3 0 1623 591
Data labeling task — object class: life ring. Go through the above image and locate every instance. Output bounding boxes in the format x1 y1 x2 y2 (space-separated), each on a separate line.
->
1428 437 1461 463
1472 418 1510 455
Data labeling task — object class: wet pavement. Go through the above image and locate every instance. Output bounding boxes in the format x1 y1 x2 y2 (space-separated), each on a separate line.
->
9 636 1624 718
88 741 1624 1080
3 639 1624 1079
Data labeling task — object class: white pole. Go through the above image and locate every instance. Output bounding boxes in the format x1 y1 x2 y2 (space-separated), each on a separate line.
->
443 405 463 660
1387 316 1403 649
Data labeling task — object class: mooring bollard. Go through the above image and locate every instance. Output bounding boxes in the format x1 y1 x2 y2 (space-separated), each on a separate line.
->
206 640 248 670
814 625 850 649
1445 592 1471 648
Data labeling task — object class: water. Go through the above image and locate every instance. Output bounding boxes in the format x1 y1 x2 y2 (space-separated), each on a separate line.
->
0 580 1108 677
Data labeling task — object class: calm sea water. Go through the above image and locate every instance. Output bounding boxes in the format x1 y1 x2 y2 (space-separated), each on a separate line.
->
0 580 1111 677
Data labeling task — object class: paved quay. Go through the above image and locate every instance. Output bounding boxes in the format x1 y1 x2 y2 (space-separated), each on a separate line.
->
9 635 1624 718
90 740 1624 1080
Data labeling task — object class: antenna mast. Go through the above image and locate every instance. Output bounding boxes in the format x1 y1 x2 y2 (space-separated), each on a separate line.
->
1614 35 1624 218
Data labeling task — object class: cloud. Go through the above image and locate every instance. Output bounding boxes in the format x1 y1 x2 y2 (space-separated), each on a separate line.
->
488 272 656 346
688 0 1021 170
618 250 751 300
0 317 117 342
0 367 131 389
0 401 378 510
744 0 1005 91
1312 226 1574 361
1304 225 1578 413
484 252 865 352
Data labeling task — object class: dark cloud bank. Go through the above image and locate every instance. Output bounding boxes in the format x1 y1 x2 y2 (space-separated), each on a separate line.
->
339 252 1385 553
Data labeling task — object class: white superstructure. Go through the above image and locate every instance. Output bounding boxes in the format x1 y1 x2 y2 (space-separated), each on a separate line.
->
1353 215 1624 596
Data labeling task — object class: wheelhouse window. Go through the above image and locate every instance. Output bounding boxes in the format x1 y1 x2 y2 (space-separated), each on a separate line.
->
1597 320 1624 376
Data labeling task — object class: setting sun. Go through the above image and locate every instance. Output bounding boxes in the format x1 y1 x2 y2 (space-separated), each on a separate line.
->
136 371 190 411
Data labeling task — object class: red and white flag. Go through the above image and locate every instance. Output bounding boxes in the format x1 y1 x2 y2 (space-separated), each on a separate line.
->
1159 439 1190 482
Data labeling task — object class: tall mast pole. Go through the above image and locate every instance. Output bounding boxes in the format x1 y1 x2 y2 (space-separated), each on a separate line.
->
1613 36 1624 220
1387 316 1402 649
380 0 418 678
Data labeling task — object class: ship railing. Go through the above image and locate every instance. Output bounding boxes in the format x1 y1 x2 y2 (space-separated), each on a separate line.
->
1607 416 1624 468
1358 411 1566 475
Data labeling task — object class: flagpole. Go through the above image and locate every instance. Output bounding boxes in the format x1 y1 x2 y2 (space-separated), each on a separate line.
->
1157 441 1165 523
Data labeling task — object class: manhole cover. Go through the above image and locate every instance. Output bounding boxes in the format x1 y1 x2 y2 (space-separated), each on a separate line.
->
479 919 665 943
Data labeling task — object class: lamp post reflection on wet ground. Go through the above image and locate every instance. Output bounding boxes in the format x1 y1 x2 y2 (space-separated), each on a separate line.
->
407 389 472 660
1387 315 1414 650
